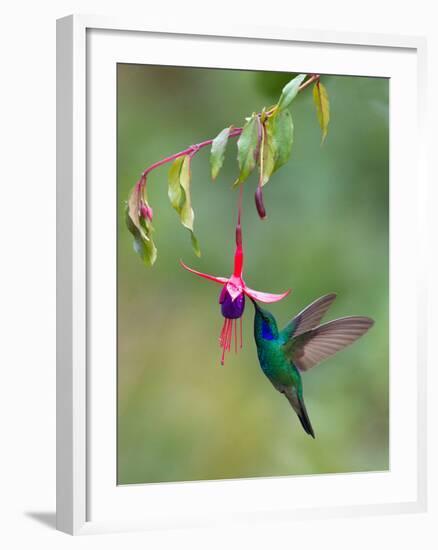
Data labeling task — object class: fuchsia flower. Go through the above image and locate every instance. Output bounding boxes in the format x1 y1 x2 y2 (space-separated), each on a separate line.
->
140 202 153 221
181 224 290 365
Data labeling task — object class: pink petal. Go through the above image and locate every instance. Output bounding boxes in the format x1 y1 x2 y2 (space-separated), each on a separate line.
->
180 260 228 285
243 286 291 303
225 279 244 301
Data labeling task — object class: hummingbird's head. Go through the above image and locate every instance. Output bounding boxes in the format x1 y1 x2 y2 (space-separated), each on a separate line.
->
250 298 279 341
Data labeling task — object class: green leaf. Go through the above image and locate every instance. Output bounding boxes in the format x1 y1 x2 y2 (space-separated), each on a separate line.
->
262 109 294 184
313 81 330 143
210 126 231 180
132 226 157 266
261 122 276 185
234 115 259 187
190 232 201 257
125 185 157 266
168 156 185 211
179 155 194 231
273 110 294 169
127 181 147 239
168 155 201 257
277 74 306 111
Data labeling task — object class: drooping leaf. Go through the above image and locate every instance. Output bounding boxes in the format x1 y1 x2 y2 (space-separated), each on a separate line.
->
168 156 185 211
168 155 201 257
313 81 330 143
261 122 276 185
125 181 157 266
210 126 231 180
127 181 146 238
179 155 195 231
273 109 294 169
190 232 201 257
262 109 294 184
234 114 259 187
130 218 157 266
277 74 306 111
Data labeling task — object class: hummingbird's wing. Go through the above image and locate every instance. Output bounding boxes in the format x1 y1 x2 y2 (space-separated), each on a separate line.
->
281 293 337 341
283 316 374 371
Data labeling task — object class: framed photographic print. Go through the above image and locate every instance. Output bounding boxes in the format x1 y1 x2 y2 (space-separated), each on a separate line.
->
56 15 427 535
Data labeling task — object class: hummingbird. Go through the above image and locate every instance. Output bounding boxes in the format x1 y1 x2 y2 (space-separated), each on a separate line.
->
251 294 374 438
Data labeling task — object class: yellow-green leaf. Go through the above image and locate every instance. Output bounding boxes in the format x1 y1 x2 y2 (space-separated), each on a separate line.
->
234 115 259 187
190 232 201 257
167 155 201 257
168 156 185 211
277 74 306 111
261 123 276 186
313 81 330 143
273 110 294 169
125 188 157 267
210 126 231 180
179 155 194 231
131 224 157 266
127 182 147 240
262 109 294 184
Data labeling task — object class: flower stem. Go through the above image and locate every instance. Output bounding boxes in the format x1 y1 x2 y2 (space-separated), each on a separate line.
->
235 184 244 249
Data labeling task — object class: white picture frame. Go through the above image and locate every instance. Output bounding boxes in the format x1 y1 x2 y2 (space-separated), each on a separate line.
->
56 14 427 535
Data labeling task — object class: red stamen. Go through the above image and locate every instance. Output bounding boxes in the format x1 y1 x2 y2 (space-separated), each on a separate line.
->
220 345 226 366
234 319 237 353
219 317 240 365
219 318 227 347
240 317 243 349
220 318 232 366
226 319 232 352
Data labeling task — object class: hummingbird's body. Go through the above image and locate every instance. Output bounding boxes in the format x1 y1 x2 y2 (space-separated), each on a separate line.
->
252 294 374 438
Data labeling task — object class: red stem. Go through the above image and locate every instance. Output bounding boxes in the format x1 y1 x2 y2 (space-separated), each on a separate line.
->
234 186 244 275
141 127 243 179
237 186 243 227
139 74 319 182
299 73 320 91
136 75 319 213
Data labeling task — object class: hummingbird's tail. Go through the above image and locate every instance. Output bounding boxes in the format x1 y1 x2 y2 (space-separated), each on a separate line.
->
296 396 315 439
284 388 315 439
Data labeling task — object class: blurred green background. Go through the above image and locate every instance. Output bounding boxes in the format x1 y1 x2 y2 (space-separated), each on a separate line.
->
117 65 389 485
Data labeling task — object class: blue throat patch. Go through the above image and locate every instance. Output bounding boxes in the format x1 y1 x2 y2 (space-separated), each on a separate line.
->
261 319 275 340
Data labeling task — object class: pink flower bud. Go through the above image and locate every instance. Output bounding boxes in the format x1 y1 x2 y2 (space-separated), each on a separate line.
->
255 186 266 219
140 203 153 221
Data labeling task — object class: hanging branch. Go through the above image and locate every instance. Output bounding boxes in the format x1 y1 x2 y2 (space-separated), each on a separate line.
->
125 73 330 266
